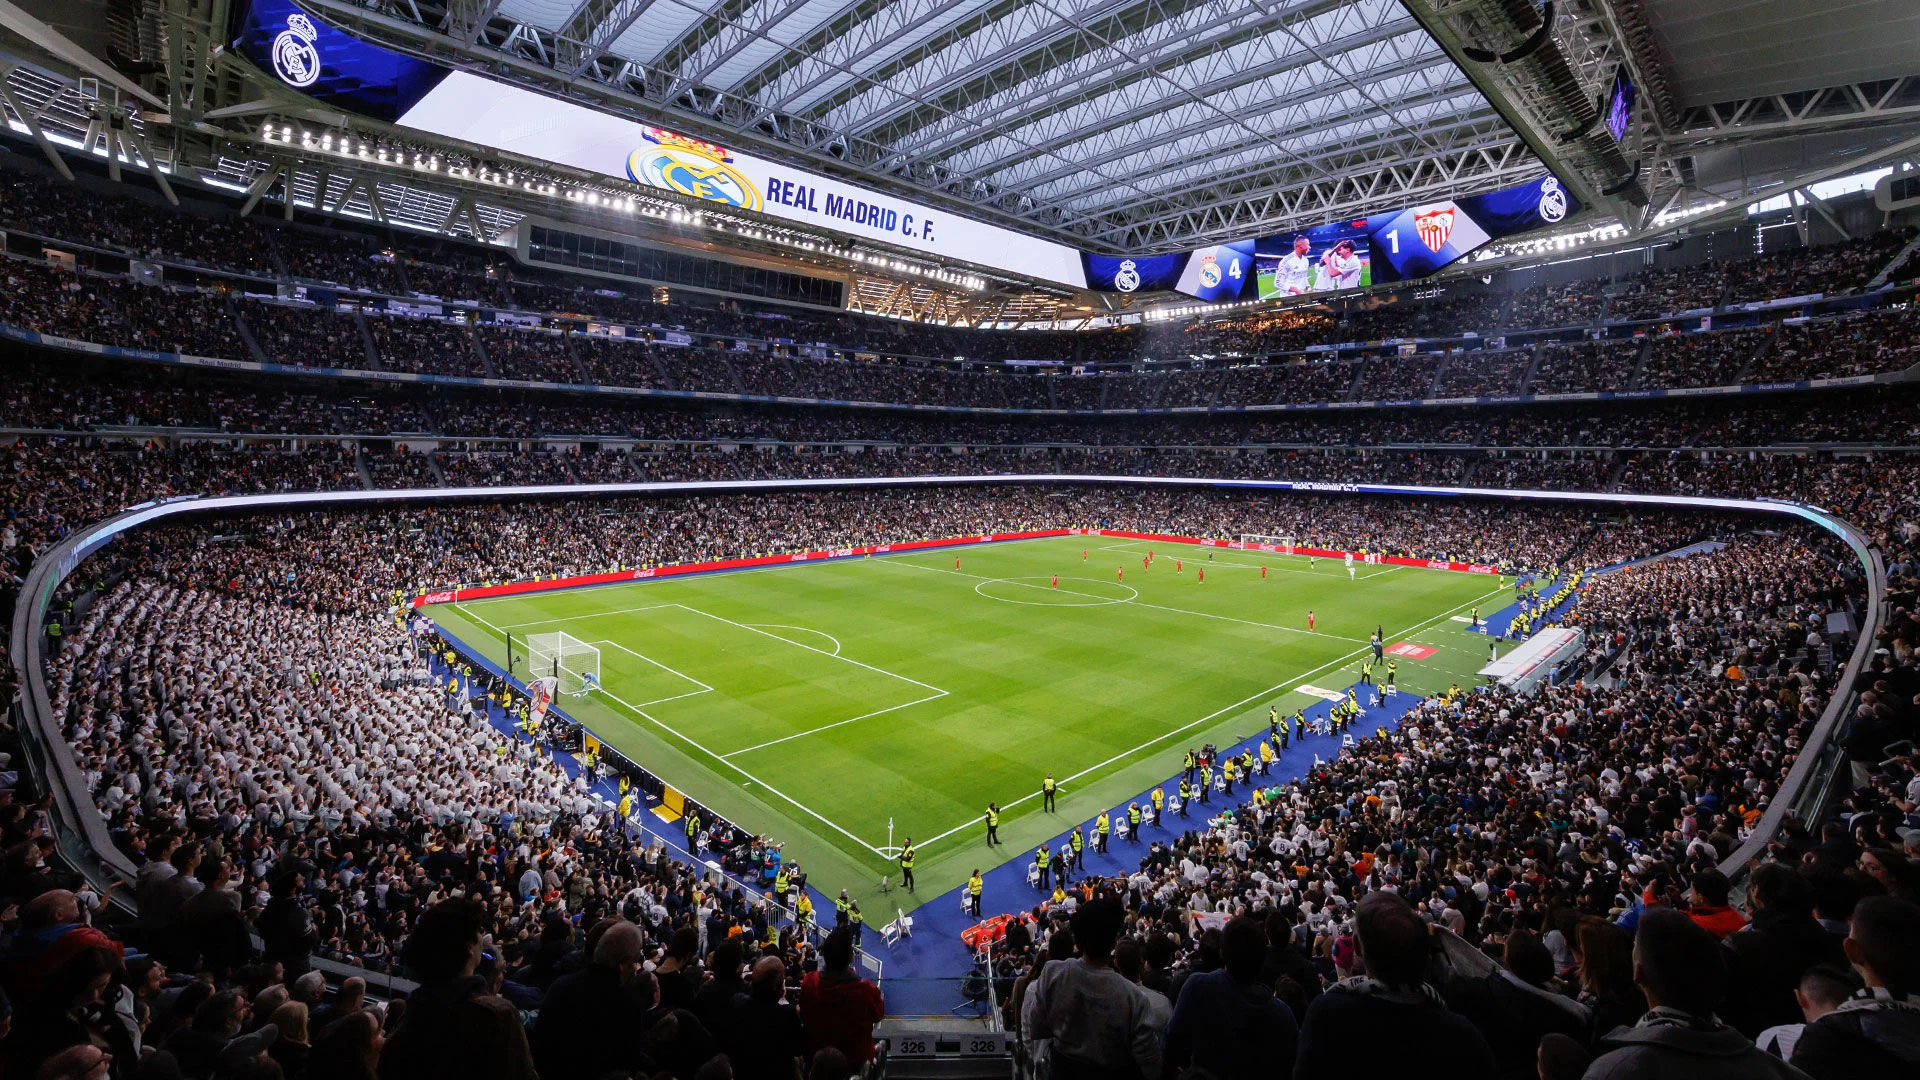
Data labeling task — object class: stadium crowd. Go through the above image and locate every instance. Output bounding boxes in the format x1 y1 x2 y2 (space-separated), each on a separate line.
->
1 157 1919 1080
6 470 1911 1080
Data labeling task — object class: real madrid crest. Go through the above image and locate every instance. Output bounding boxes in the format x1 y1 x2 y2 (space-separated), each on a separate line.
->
1537 176 1568 223
1113 259 1141 293
626 129 764 213
1198 254 1221 290
271 13 322 89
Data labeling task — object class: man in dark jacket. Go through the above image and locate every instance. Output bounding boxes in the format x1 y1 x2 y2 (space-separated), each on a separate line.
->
257 873 318 979
1791 896 1920 1079
727 956 806 1080
1581 910 1806 1079
1165 915 1299 1080
532 920 655 1079
1723 862 1848 1037
379 897 538 1080
1295 892 1498 1080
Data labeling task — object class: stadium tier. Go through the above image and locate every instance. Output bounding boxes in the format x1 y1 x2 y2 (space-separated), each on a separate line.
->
3 2 1920 1075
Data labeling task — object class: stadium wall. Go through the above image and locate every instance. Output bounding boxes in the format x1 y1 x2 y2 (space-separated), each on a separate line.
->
8 474 1885 982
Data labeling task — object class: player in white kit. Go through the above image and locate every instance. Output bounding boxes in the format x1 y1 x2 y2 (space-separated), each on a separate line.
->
1273 235 1314 295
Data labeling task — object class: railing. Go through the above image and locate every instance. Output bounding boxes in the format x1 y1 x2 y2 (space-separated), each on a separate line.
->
10 474 1886 997
1718 539 1887 879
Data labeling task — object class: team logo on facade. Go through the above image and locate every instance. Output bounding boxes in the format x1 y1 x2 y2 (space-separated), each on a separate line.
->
1537 177 1568 223
1113 259 1141 292
626 128 763 213
271 13 322 88
1414 206 1456 252
1197 254 1221 289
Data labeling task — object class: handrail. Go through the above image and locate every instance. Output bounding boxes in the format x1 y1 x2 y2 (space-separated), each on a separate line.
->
12 474 1883 987
1718 539 1887 877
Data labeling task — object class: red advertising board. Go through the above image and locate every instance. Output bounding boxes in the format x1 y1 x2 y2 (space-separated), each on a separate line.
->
413 527 1504 607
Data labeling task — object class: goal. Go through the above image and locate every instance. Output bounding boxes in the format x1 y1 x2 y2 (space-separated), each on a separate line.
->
525 632 601 696
1237 533 1296 553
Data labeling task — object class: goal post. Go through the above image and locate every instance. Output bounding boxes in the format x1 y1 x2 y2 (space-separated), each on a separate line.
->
1237 533 1297 553
526 631 601 696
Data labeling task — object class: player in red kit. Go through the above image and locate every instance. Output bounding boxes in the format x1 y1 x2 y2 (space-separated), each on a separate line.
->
955 555 961 569
1051 574 1058 589
1176 559 1182 573
1117 567 1124 583
1307 609 1316 631
1261 566 1268 580
1197 568 1205 583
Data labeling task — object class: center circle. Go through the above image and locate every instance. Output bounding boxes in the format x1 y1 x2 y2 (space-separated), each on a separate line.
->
973 576 1139 607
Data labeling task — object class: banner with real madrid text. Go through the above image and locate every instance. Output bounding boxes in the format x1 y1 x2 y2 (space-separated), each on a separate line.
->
228 0 1572 298
395 71 1090 288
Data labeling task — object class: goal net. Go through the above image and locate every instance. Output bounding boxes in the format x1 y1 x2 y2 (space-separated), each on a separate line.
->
526 632 601 696
1237 533 1296 553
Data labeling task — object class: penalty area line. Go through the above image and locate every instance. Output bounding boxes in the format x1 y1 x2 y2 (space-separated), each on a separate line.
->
590 686 896 860
905 579 1513 854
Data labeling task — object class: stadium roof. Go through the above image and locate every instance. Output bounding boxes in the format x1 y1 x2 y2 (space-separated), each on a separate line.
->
305 0 1544 251
1 0 1918 305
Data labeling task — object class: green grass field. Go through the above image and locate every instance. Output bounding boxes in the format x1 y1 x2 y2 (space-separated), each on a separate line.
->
425 535 1505 907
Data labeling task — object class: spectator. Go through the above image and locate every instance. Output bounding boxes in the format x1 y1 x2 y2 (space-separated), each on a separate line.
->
267 1001 311 1080
163 990 250 1080
1580 909 1805 1079
1685 870 1745 940
1023 898 1163 1080
6 892 122 1003
796 928 883 1069
1755 965 1857 1062
1724 863 1849 1037
1446 930 1592 1080
530 920 653 1079
35 1043 112 1080
1162 915 1298 1080
1789 896 1920 1078
309 1010 383 1080
378 898 535 1080
1573 921 1647 1039
726 956 805 1080
1294 892 1497 1079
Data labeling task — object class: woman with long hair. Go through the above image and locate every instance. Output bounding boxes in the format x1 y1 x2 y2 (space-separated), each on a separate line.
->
1572 919 1646 1042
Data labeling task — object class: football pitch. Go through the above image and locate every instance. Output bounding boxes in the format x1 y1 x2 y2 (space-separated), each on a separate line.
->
425 535 1506 907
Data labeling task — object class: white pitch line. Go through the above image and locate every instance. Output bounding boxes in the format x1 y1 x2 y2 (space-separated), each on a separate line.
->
627 688 714 708
907 579 1513 853
452 603 511 638
667 603 947 697
497 602 676 629
593 639 714 693
590 685 896 859
746 624 844 656
720 689 950 759
880 559 1372 644
448 601 891 857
